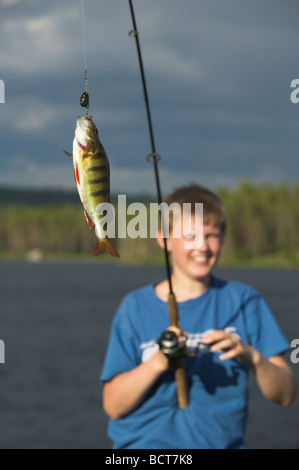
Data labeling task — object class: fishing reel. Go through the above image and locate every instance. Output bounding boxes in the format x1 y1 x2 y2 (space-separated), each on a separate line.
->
157 330 187 369
157 329 211 369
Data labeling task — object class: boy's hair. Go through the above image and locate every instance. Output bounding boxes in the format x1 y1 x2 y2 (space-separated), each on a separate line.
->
162 183 226 235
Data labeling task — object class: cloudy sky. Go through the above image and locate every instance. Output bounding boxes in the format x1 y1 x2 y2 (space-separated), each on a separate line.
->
0 0 298 196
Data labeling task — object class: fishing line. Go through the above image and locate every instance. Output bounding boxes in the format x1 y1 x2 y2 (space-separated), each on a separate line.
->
80 0 90 113
128 0 173 296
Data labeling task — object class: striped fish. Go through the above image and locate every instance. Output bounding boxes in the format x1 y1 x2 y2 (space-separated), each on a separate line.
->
65 116 119 258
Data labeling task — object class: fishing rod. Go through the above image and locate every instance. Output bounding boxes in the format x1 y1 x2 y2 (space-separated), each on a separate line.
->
128 0 188 409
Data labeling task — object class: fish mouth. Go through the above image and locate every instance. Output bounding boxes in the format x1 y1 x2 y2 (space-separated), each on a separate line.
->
77 115 93 129
75 116 94 151
75 120 89 151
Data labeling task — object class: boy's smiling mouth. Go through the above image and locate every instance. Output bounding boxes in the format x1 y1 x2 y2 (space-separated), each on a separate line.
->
191 255 209 263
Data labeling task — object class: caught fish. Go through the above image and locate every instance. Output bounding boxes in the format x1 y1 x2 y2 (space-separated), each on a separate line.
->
64 115 120 258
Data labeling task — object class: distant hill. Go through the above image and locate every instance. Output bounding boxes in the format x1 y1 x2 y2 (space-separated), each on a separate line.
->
0 187 155 206
0 187 80 206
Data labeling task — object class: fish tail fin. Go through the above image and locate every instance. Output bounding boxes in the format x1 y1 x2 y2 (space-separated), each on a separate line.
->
93 237 120 258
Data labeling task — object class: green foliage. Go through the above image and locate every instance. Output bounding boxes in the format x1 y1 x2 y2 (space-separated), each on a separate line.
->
218 180 299 265
0 181 298 266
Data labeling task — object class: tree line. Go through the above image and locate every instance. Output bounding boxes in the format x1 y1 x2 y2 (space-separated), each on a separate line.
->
0 181 298 266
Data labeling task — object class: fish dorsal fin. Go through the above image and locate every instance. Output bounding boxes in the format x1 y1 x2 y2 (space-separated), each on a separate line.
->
64 151 73 158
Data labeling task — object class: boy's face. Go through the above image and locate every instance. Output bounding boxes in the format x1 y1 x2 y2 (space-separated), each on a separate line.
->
159 215 223 283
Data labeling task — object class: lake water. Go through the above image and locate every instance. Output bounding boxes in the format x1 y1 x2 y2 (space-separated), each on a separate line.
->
0 261 298 449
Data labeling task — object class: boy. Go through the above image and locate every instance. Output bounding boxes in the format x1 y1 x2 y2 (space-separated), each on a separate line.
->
100 184 296 449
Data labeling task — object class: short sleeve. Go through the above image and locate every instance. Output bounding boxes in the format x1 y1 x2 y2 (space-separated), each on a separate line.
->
243 293 289 358
100 297 140 382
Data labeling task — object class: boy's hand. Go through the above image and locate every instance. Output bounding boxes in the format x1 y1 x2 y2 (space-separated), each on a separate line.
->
168 326 188 342
157 326 187 364
202 330 258 365
157 326 187 369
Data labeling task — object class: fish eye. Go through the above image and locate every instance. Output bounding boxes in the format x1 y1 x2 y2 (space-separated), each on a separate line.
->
92 127 98 136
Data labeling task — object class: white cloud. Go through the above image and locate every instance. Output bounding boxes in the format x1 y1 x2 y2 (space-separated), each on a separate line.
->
0 6 80 75
112 166 240 196
14 107 57 132
0 0 21 6
0 1 204 81
0 150 295 197
0 0 298 192
3 93 138 138
3 95 74 135
0 155 74 189
0 153 240 195
146 45 204 81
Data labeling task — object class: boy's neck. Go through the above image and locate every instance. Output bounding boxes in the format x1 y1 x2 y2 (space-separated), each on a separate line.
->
155 273 211 302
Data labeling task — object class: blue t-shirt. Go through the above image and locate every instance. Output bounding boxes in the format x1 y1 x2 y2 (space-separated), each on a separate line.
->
100 276 289 449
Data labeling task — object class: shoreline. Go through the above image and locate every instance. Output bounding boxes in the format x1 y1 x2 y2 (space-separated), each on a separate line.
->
0 252 298 269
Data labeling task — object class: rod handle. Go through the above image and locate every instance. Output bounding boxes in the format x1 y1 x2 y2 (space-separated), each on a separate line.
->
168 293 189 408
174 358 189 409
168 292 179 326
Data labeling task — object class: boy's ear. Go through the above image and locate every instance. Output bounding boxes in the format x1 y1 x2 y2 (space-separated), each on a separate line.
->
156 228 172 252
